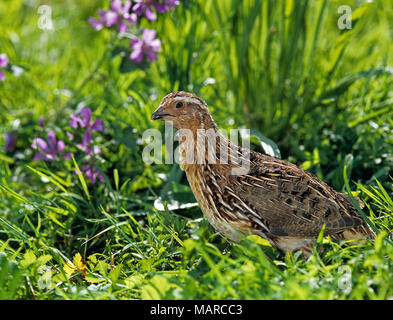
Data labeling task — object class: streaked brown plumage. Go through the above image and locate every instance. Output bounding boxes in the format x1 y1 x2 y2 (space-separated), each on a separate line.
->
151 91 375 255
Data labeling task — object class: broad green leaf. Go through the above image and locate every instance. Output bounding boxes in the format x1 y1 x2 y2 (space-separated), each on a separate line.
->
20 250 36 268
154 181 197 211
238 128 281 159
141 275 178 300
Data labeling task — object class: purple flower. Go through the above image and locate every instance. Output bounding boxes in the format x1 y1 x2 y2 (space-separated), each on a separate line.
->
166 0 180 10
88 11 106 31
0 54 8 68
130 29 161 64
69 107 103 148
4 133 16 152
70 107 103 131
79 163 104 184
0 53 9 82
83 145 102 156
38 117 45 127
89 0 137 33
31 131 72 161
66 131 74 141
132 0 179 20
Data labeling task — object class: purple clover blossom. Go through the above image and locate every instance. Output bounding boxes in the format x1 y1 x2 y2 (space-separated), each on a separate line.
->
0 53 9 82
166 0 180 10
130 29 161 63
0 54 8 67
78 163 104 184
83 145 102 156
70 107 103 131
69 107 103 149
89 0 137 33
4 133 16 152
132 0 179 21
88 10 107 31
31 130 72 161
66 131 74 141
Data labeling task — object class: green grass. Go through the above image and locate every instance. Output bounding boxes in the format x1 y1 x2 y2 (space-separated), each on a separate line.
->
1 0 393 300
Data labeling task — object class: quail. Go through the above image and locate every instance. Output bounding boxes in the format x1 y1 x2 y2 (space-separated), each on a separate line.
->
151 91 375 255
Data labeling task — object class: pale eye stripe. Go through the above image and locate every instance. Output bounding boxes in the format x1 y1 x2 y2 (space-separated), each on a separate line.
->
172 96 206 107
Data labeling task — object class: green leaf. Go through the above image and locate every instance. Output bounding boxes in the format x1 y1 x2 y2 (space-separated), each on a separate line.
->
0 153 14 164
245 235 272 247
108 264 122 284
124 274 145 289
374 231 387 253
113 169 119 191
154 181 197 211
0 252 24 299
239 128 281 159
141 275 178 300
96 260 108 277
20 250 36 268
316 224 326 244
37 254 53 265
85 273 106 284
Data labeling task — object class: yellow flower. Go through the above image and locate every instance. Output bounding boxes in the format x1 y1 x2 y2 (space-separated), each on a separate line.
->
64 253 87 278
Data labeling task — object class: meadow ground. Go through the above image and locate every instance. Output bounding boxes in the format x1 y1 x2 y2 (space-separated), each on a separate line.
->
1 0 393 300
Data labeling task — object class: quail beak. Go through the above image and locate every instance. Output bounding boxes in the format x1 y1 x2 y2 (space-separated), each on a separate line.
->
151 105 173 120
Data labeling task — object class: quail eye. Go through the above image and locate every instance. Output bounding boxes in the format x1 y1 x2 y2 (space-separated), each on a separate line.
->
175 101 183 109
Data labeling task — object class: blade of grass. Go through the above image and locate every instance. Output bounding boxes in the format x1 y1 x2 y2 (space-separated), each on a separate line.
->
26 165 68 193
72 156 90 200
343 165 379 234
0 184 28 203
